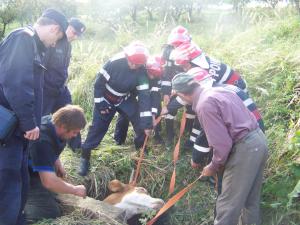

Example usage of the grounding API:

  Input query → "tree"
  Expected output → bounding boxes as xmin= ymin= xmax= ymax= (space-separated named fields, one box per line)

xmin=0 ymin=0 xmax=20 ymax=38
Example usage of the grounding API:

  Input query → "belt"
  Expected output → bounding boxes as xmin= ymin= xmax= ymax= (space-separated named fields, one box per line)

xmin=236 ymin=128 xmax=261 ymax=145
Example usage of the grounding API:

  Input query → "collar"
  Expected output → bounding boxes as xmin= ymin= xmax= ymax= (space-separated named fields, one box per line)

xmin=192 ymin=86 xmax=205 ymax=111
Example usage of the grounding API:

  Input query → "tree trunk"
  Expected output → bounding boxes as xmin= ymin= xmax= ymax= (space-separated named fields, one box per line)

xmin=295 ymin=0 xmax=300 ymax=15
xmin=131 ymin=6 xmax=137 ymax=22
xmin=146 ymin=8 xmax=154 ymax=21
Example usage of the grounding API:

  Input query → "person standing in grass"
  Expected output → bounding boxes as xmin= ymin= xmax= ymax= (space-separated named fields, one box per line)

xmin=25 ymin=105 xmax=87 ymax=223
xmin=171 ymin=70 xmax=268 ymax=225
xmin=43 ymin=18 xmax=86 ymax=152
xmin=0 ymin=8 xmax=67 ymax=225
xmin=113 ymin=55 xmax=165 ymax=145
xmin=78 ymin=41 xmax=153 ymax=176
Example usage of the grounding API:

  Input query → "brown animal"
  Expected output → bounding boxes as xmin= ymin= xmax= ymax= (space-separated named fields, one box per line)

xmin=103 ymin=179 xmax=165 ymax=221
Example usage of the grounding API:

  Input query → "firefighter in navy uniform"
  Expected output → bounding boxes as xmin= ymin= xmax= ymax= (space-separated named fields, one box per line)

xmin=161 ymin=26 xmax=196 ymax=149
xmin=176 ymin=67 xmax=265 ymax=171
xmin=43 ymin=18 xmax=86 ymax=151
xmin=162 ymin=41 xmax=264 ymax=160
xmin=79 ymin=42 xmax=153 ymax=176
xmin=0 ymin=9 xmax=67 ymax=225
xmin=114 ymin=56 xmax=165 ymax=145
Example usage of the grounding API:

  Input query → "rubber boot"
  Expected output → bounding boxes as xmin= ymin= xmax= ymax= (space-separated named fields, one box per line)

xmin=78 ymin=150 xmax=91 ymax=176
xmin=165 ymin=119 xmax=175 ymax=151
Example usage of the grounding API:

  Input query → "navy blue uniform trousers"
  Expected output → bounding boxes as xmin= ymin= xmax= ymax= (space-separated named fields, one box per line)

xmin=82 ymin=96 xmax=145 ymax=156
xmin=0 ymin=136 xmax=28 ymax=225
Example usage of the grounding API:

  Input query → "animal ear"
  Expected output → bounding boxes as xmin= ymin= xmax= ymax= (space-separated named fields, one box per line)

xmin=108 ymin=179 xmax=125 ymax=192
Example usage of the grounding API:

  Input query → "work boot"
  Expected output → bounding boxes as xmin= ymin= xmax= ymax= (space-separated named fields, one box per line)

xmin=78 ymin=157 xmax=90 ymax=176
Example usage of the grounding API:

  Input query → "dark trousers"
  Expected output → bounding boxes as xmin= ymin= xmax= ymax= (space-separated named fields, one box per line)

xmin=42 ymin=87 xmax=81 ymax=150
xmin=114 ymin=112 xmax=130 ymax=145
xmin=0 ymin=136 xmax=29 ymax=225
xmin=114 ymin=109 xmax=161 ymax=145
xmin=166 ymin=104 xmax=195 ymax=142
xmin=82 ymin=97 xmax=145 ymax=159
xmin=24 ymin=176 xmax=61 ymax=223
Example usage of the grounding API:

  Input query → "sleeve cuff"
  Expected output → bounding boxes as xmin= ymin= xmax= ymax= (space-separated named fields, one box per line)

xmin=20 ymin=118 xmax=36 ymax=132
xmin=207 ymin=161 xmax=219 ymax=173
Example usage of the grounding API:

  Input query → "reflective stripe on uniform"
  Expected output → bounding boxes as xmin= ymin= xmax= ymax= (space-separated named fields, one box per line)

xmin=137 ymin=84 xmax=149 ymax=91
xmin=94 ymin=97 xmax=105 ymax=103
xmin=140 ymin=111 xmax=152 ymax=117
xmin=152 ymin=108 xmax=158 ymax=114
xmin=194 ymin=145 xmax=210 ymax=153
xmin=176 ymin=96 xmax=188 ymax=106
xmin=219 ymin=66 xmax=231 ymax=84
xmin=243 ymin=98 xmax=254 ymax=107
xmin=186 ymin=113 xmax=196 ymax=119
xmin=190 ymin=136 xmax=196 ymax=142
xmin=151 ymin=87 xmax=160 ymax=92
xmin=165 ymin=114 xmax=175 ymax=120
xmin=100 ymin=68 xmax=110 ymax=81
xmin=161 ymin=81 xmax=172 ymax=86
xmin=105 ymin=83 xmax=127 ymax=96
xmin=192 ymin=128 xmax=201 ymax=135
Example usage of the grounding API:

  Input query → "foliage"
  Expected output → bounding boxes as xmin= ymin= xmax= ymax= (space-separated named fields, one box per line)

xmin=8 ymin=2 xmax=296 ymax=225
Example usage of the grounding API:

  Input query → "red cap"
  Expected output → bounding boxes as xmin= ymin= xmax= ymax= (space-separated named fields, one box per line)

xmin=170 ymin=42 xmax=203 ymax=66
xmin=124 ymin=41 xmax=149 ymax=65
xmin=146 ymin=56 xmax=165 ymax=78
xmin=167 ymin=26 xmax=191 ymax=47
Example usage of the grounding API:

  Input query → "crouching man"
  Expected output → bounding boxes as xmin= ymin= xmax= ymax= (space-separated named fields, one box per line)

xmin=25 ymin=105 xmax=87 ymax=223
xmin=172 ymin=71 xmax=268 ymax=225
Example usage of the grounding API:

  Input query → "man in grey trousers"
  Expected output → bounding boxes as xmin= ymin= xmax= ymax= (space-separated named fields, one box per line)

xmin=171 ymin=68 xmax=268 ymax=225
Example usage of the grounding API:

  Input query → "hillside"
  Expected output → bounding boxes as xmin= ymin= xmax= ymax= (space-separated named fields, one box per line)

xmin=33 ymin=7 xmax=300 ymax=225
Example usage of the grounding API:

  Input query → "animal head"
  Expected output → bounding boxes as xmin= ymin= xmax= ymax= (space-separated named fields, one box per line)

xmin=103 ymin=179 xmax=165 ymax=220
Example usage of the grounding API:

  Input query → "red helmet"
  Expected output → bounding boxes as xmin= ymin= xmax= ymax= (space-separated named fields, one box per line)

xmin=170 ymin=42 xmax=203 ymax=66
xmin=146 ymin=56 xmax=165 ymax=78
xmin=186 ymin=67 xmax=213 ymax=88
xmin=124 ymin=41 xmax=149 ymax=65
xmin=167 ymin=26 xmax=191 ymax=47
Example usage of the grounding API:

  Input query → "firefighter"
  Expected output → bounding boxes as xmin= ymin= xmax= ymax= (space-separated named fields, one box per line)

xmin=161 ymin=26 xmax=195 ymax=149
xmin=78 ymin=42 xmax=153 ymax=176
xmin=0 ymin=8 xmax=67 ymax=225
xmin=113 ymin=56 xmax=164 ymax=145
xmin=178 ymin=67 xmax=265 ymax=174
xmin=163 ymin=41 xmax=264 ymax=163
xmin=43 ymin=18 xmax=86 ymax=151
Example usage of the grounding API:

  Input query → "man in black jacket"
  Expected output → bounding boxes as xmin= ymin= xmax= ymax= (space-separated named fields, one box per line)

xmin=25 ymin=105 xmax=86 ymax=223
xmin=0 ymin=9 xmax=67 ymax=225
xmin=43 ymin=18 xmax=86 ymax=151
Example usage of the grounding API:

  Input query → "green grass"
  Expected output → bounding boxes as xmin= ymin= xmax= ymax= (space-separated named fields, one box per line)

xmin=31 ymin=7 xmax=300 ymax=225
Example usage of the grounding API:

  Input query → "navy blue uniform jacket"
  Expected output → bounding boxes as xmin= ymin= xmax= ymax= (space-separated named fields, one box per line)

xmin=0 ymin=27 xmax=46 ymax=133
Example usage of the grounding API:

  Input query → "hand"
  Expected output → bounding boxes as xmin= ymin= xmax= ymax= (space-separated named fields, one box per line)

xmin=201 ymin=165 xmax=216 ymax=177
xmin=152 ymin=115 xmax=156 ymax=127
xmin=24 ymin=127 xmax=40 ymax=140
xmin=163 ymin=95 xmax=170 ymax=106
xmin=160 ymin=106 xmax=168 ymax=116
xmin=144 ymin=129 xmax=152 ymax=136
xmin=54 ymin=159 xmax=66 ymax=178
xmin=73 ymin=185 xmax=87 ymax=198
xmin=100 ymin=109 xmax=110 ymax=114
xmin=190 ymin=159 xmax=201 ymax=169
